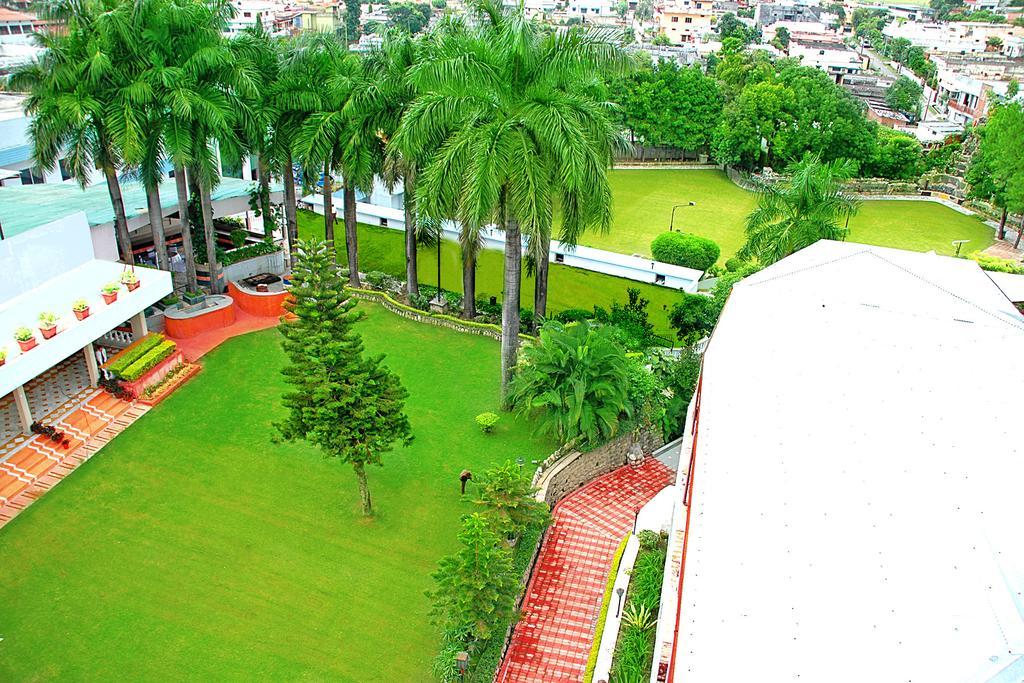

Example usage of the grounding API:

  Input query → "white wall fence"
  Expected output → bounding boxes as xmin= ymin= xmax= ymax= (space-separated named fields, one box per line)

xmin=300 ymin=193 xmax=703 ymax=293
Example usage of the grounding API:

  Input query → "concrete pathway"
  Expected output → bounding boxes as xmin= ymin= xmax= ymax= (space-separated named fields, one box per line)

xmin=496 ymin=457 xmax=675 ymax=683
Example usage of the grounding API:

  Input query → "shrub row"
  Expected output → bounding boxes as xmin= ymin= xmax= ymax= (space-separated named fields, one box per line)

xmin=583 ymin=535 xmax=630 ymax=683
xmin=650 ymin=231 xmax=720 ymax=272
xmin=970 ymin=252 xmax=1024 ymax=275
xmin=220 ymin=239 xmax=280 ymax=266
xmin=609 ymin=531 xmax=668 ymax=683
xmin=120 ymin=340 xmax=178 ymax=381
xmin=107 ymin=334 xmax=166 ymax=378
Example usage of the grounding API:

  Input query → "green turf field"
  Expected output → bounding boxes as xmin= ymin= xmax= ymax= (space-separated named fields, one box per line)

xmin=0 ymin=307 xmax=555 ymax=681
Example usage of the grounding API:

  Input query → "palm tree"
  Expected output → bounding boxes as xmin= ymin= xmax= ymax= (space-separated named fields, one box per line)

xmin=739 ymin=154 xmax=860 ymax=265
xmin=12 ymin=0 xmax=135 ymax=264
xmin=365 ymin=30 xmax=422 ymax=296
xmin=396 ymin=3 xmax=629 ymax=398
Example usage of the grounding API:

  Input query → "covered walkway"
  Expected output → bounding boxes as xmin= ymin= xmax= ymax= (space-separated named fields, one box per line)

xmin=496 ymin=457 xmax=674 ymax=683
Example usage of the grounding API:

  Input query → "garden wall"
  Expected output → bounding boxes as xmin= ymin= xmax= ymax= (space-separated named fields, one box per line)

xmin=532 ymin=429 xmax=664 ymax=507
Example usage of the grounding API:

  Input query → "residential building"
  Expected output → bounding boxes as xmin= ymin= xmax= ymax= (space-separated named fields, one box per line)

xmin=882 ymin=20 xmax=1024 ymax=54
xmin=654 ymin=240 xmax=1024 ymax=683
xmin=656 ymin=0 xmax=715 ymax=44
xmin=0 ymin=8 xmax=48 ymax=73
xmin=225 ymin=0 xmax=280 ymax=36
xmin=789 ymin=36 xmax=866 ymax=79
xmin=932 ymin=53 xmax=1024 ymax=124
xmin=755 ymin=2 xmax=823 ymax=27
xmin=0 ymin=94 xmax=99 ymax=188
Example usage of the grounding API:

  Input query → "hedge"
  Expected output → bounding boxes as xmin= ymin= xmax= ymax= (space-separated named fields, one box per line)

xmin=650 ymin=232 xmax=720 ymax=272
xmin=220 ymin=240 xmax=280 ymax=266
xmin=969 ymin=252 xmax=1024 ymax=275
xmin=107 ymin=334 xmax=166 ymax=377
xmin=583 ymin=535 xmax=630 ymax=683
xmin=120 ymin=340 xmax=178 ymax=381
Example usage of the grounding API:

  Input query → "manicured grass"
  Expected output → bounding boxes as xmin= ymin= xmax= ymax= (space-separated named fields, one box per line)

xmin=299 ymin=211 xmax=684 ymax=341
xmin=0 ymin=306 xmax=555 ymax=681
xmin=577 ymin=169 xmax=994 ymax=261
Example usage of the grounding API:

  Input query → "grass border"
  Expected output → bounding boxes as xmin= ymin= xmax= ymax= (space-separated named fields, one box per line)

xmin=583 ymin=534 xmax=630 ymax=683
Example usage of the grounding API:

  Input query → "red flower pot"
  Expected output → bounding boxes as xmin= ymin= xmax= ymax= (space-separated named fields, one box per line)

xmin=74 ymin=307 xmax=90 ymax=321
xmin=40 ymin=325 xmax=58 ymax=340
xmin=18 ymin=337 xmax=37 ymax=352
xmin=102 ymin=292 xmax=118 ymax=305
xmin=0 ymin=357 xmax=5 ymax=367
xmin=126 ymin=280 xmax=140 ymax=292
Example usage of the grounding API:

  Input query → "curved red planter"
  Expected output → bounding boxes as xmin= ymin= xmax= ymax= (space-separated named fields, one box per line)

xmin=164 ymin=298 xmax=237 ymax=339
xmin=227 ymin=282 xmax=290 ymax=318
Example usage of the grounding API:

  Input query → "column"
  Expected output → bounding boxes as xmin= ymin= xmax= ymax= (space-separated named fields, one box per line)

xmin=241 ymin=155 xmax=253 ymax=181
xmin=13 ymin=385 xmax=32 ymax=433
xmin=130 ymin=311 xmax=148 ymax=339
xmin=84 ymin=343 xmax=100 ymax=388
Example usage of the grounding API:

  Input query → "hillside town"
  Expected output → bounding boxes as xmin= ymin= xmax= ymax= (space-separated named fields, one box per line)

xmin=1 ymin=0 xmax=1023 ymax=681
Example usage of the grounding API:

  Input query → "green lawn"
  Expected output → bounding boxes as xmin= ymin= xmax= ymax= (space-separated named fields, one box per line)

xmin=578 ymin=169 xmax=994 ymax=262
xmin=0 ymin=306 xmax=554 ymax=681
xmin=300 ymin=211 xmax=684 ymax=340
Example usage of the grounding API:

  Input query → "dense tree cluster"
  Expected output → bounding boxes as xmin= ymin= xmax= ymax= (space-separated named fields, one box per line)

xmin=967 ymin=103 xmax=1024 ymax=244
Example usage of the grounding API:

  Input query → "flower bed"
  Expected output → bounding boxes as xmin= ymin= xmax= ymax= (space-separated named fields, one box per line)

xmin=104 ymin=334 xmax=167 ymax=376
xmin=583 ymin=535 xmax=630 ymax=683
xmin=137 ymin=362 xmax=201 ymax=406
xmin=121 ymin=349 xmax=184 ymax=398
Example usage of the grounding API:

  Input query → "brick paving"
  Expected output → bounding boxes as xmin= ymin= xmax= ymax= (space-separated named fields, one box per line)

xmin=496 ymin=457 xmax=675 ymax=683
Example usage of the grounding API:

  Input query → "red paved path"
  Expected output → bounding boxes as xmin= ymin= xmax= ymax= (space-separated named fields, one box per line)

xmin=169 ymin=306 xmax=280 ymax=361
xmin=497 ymin=457 xmax=675 ymax=683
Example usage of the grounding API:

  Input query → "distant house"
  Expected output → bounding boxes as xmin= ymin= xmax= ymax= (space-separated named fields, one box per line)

xmin=652 ymin=240 xmax=1024 ymax=683
xmin=789 ymin=37 xmax=866 ymax=80
xmin=656 ymin=0 xmax=715 ymax=44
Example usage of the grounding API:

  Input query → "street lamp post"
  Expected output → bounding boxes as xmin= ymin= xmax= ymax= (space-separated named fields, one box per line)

xmin=456 ymin=651 xmax=469 ymax=678
xmin=669 ymin=201 xmax=696 ymax=232
xmin=615 ymin=587 xmax=625 ymax=618
xmin=952 ymin=239 xmax=970 ymax=257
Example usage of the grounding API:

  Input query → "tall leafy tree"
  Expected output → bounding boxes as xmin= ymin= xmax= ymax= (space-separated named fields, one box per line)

xmin=739 ymin=154 xmax=859 ymax=264
xmin=968 ymin=104 xmax=1024 ymax=245
xmin=427 ymin=512 xmax=518 ymax=642
xmin=13 ymin=0 xmax=135 ymax=263
xmin=475 ymin=460 xmax=549 ymax=541
xmin=397 ymin=2 xmax=628 ymax=395
xmin=276 ymin=239 xmax=413 ymax=516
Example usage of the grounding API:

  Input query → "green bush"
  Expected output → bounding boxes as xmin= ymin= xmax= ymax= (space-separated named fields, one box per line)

xmin=555 ymin=308 xmax=594 ymax=323
xmin=409 ymin=292 xmax=432 ymax=311
xmin=120 ymin=340 xmax=178 ymax=381
xmin=475 ymin=412 xmax=500 ymax=433
xmin=650 ymin=232 xmax=720 ymax=271
xmin=220 ymin=239 xmax=279 ymax=266
xmin=229 ymin=228 xmax=247 ymax=248
xmin=969 ymin=252 xmax=1024 ymax=275
xmin=609 ymin=533 xmax=667 ymax=683
xmin=365 ymin=270 xmax=396 ymax=290
xmin=107 ymin=334 xmax=166 ymax=377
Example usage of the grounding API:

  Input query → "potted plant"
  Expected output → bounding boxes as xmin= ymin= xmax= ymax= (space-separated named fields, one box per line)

xmin=183 ymin=290 xmax=206 ymax=306
xmin=14 ymin=327 xmax=36 ymax=352
xmin=38 ymin=311 xmax=59 ymax=339
xmin=0 ymin=347 xmax=6 ymax=367
xmin=101 ymin=282 xmax=120 ymax=304
xmin=121 ymin=270 xmax=140 ymax=292
xmin=72 ymin=298 xmax=90 ymax=321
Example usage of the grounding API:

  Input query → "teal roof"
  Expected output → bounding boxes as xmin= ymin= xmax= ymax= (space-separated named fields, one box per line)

xmin=0 ymin=175 xmax=265 ymax=239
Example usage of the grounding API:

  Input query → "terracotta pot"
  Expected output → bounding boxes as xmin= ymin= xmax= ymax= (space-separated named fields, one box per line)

xmin=74 ymin=307 xmax=90 ymax=321
xmin=0 ymin=357 xmax=5 ymax=367
xmin=39 ymin=325 xmax=58 ymax=340
xmin=17 ymin=337 xmax=37 ymax=352
xmin=126 ymin=280 xmax=140 ymax=292
xmin=102 ymin=292 xmax=118 ymax=305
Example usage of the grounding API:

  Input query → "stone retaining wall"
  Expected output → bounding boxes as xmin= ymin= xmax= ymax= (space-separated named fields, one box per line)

xmin=532 ymin=429 xmax=664 ymax=507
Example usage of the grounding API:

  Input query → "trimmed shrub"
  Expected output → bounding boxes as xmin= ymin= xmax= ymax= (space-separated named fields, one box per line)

xmin=365 ymin=270 xmax=396 ymax=291
xmin=120 ymin=340 xmax=177 ymax=381
xmin=475 ymin=412 xmax=500 ymax=433
xmin=650 ymin=232 xmax=720 ymax=271
xmin=969 ymin=252 xmax=1024 ymax=275
xmin=107 ymin=334 xmax=166 ymax=377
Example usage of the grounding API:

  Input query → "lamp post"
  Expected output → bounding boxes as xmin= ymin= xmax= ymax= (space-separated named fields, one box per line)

xmin=456 ymin=651 xmax=469 ymax=679
xmin=952 ymin=239 xmax=970 ymax=257
xmin=669 ymin=201 xmax=696 ymax=232
xmin=615 ymin=587 xmax=625 ymax=618
xmin=516 ymin=457 xmax=525 ymax=469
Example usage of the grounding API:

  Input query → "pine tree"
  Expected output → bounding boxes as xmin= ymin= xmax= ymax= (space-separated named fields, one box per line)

xmin=475 ymin=461 xmax=550 ymax=542
xmin=276 ymin=239 xmax=413 ymax=516
xmin=427 ymin=513 xmax=518 ymax=642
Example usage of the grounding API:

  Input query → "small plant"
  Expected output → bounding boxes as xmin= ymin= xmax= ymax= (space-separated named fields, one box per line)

xmin=475 ymin=412 xmax=500 ymax=434
xmin=365 ymin=270 xmax=396 ymax=291
xmin=102 ymin=282 xmax=120 ymax=294
xmin=0 ymin=347 xmax=7 ymax=365
xmin=120 ymin=271 xmax=139 ymax=285
xmin=14 ymin=327 xmax=33 ymax=342
xmin=72 ymin=299 xmax=89 ymax=312
xmin=621 ymin=603 xmax=656 ymax=631
xmin=229 ymin=228 xmax=247 ymax=248
xmin=38 ymin=311 xmax=58 ymax=328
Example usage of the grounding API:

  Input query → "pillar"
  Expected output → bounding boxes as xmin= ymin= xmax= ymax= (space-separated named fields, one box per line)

xmin=130 ymin=311 xmax=148 ymax=339
xmin=13 ymin=385 xmax=32 ymax=433
xmin=84 ymin=343 xmax=99 ymax=388
xmin=241 ymin=155 xmax=253 ymax=181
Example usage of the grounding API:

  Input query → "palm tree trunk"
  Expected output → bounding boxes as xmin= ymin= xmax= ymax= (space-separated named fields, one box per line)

xmin=323 ymin=164 xmax=335 ymax=253
xmin=533 ymin=233 xmax=550 ymax=330
xmin=174 ymin=164 xmax=199 ymax=292
xmin=1015 ymin=214 xmax=1024 ymax=250
xmin=353 ymin=461 xmax=373 ymax=516
xmin=103 ymin=165 xmax=134 ymax=264
xmin=258 ymin=154 xmax=273 ymax=237
xmin=282 ymin=155 xmax=298 ymax=265
xmin=462 ymin=249 xmax=476 ymax=319
xmin=404 ymin=171 xmax=418 ymax=296
xmin=998 ymin=206 xmax=1007 ymax=241
xmin=145 ymin=182 xmax=169 ymax=271
xmin=198 ymin=178 xmax=221 ymax=293
xmin=344 ymin=183 xmax=360 ymax=287
xmin=500 ymin=198 xmax=521 ymax=404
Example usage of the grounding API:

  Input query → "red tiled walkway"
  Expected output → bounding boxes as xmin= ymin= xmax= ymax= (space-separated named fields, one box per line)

xmin=168 ymin=306 xmax=280 ymax=361
xmin=497 ymin=457 xmax=675 ymax=683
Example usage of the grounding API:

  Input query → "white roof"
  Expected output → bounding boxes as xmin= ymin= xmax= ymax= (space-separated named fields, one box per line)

xmin=987 ymin=270 xmax=1024 ymax=303
xmin=676 ymin=241 xmax=1024 ymax=683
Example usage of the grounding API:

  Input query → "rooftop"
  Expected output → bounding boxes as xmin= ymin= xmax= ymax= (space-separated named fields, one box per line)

xmin=675 ymin=241 xmax=1024 ymax=682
